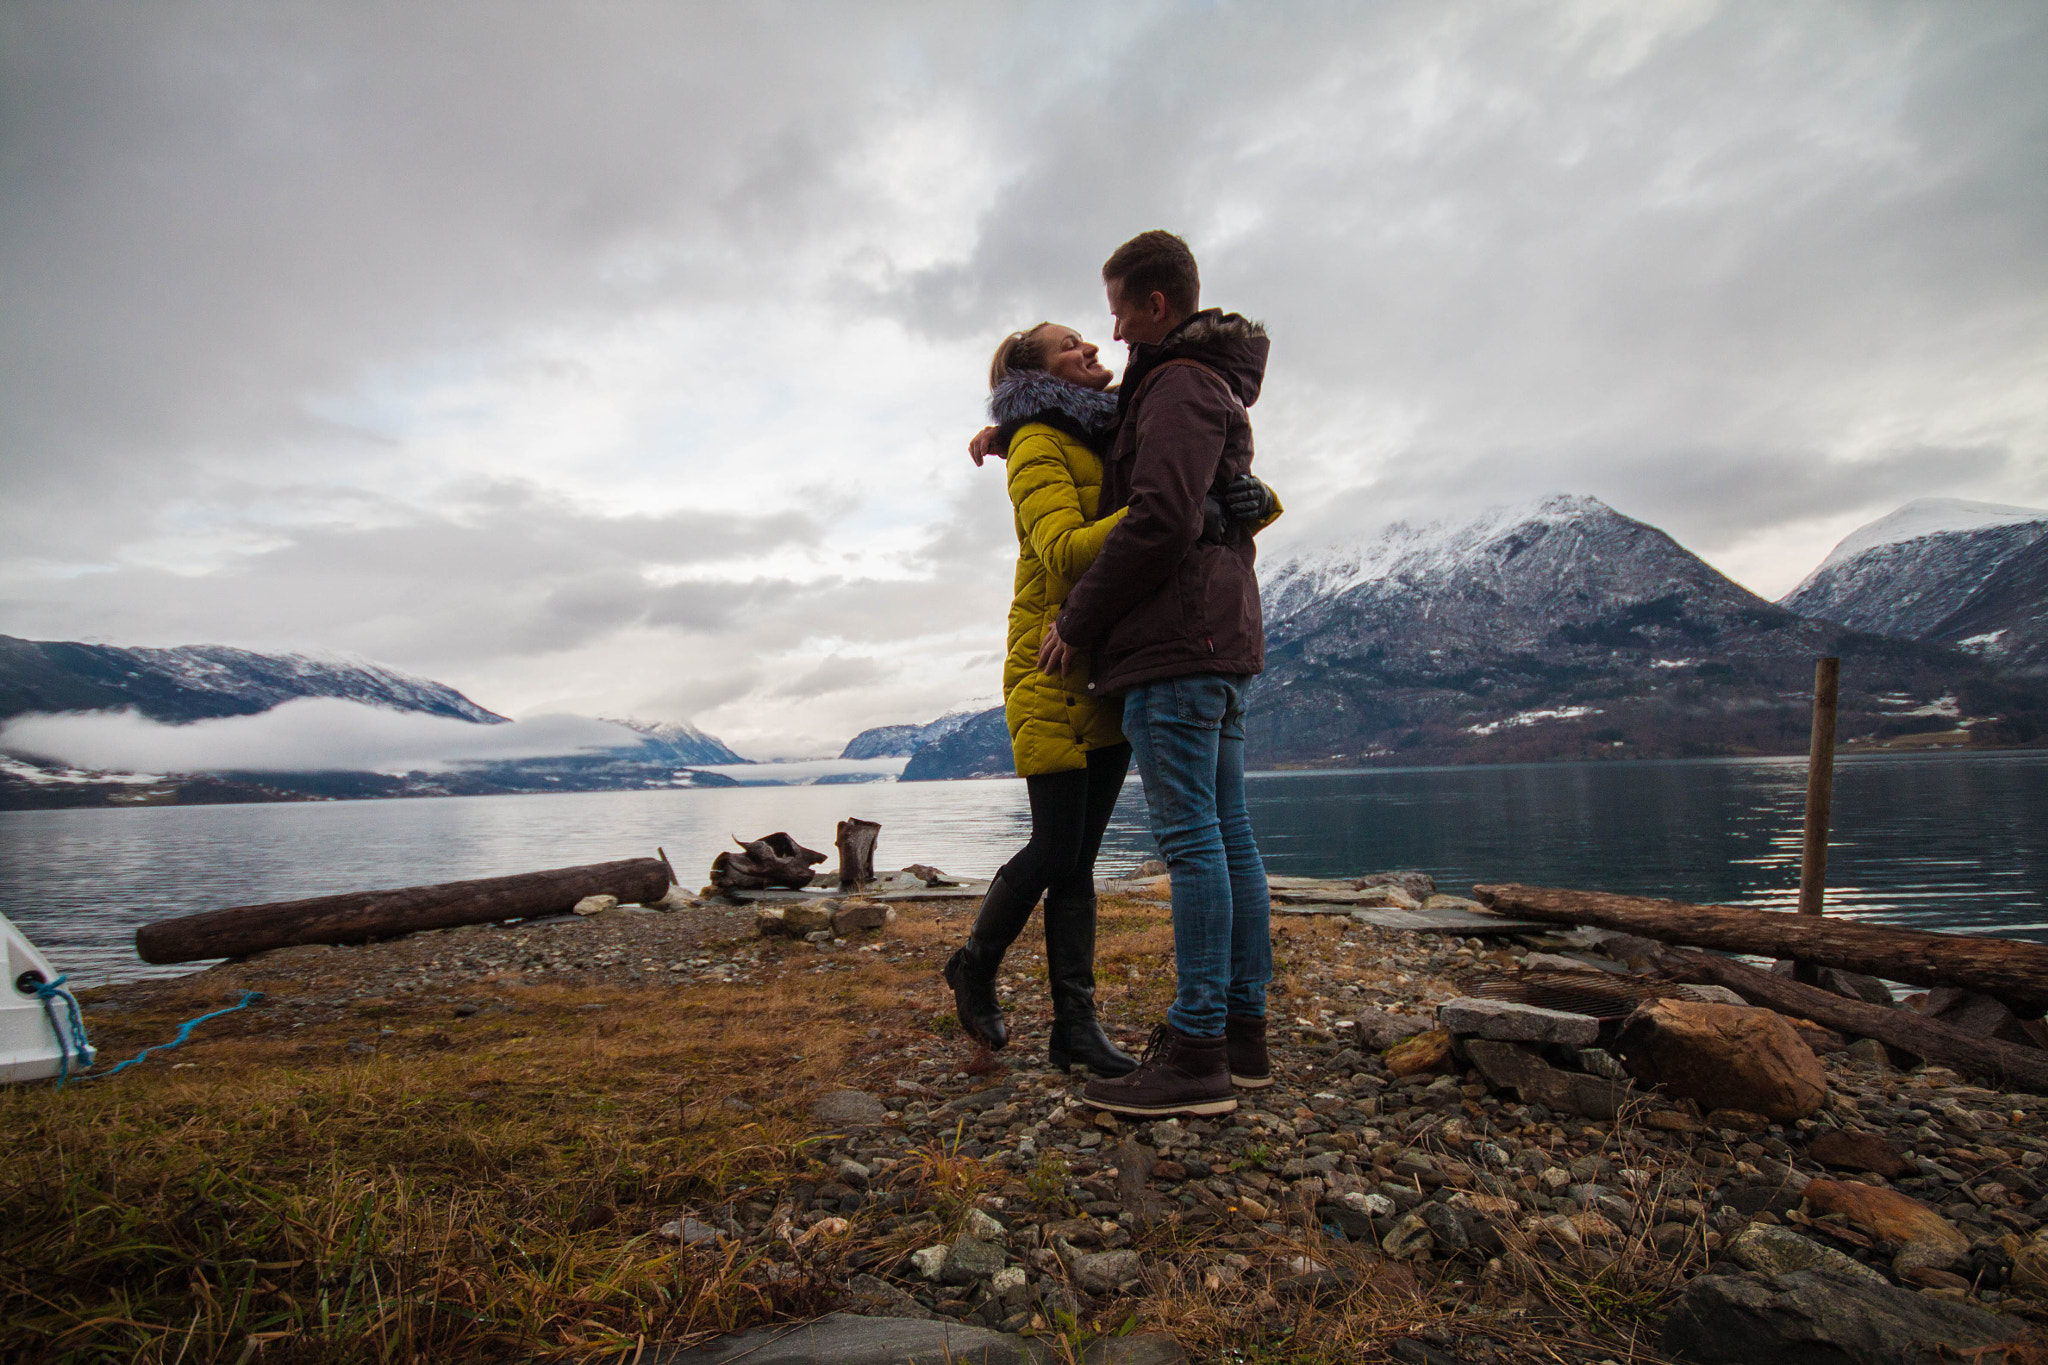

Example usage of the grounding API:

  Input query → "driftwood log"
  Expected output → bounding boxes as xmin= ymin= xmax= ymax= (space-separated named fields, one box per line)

xmin=136 ymin=856 xmax=673 ymax=965
xmin=709 ymin=833 xmax=825 ymax=892
xmin=837 ymin=818 xmax=881 ymax=891
xmin=1472 ymin=883 xmax=2048 ymax=1016
xmin=1650 ymin=947 xmax=2048 ymax=1095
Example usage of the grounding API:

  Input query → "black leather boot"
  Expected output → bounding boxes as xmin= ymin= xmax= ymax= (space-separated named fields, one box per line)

xmin=1043 ymin=888 xmax=1138 ymax=1077
xmin=943 ymin=873 xmax=1034 ymax=1050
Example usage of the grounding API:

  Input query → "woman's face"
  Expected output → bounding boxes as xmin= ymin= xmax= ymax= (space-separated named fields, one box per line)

xmin=1040 ymin=326 xmax=1113 ymax=390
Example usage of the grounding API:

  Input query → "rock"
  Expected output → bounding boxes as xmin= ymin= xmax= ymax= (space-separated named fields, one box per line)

xmin=2010 ymin=1237 xmax=2048 ymax=1296
xmin=1843 ymin=1038 xmax=1892 ymax=1070
xmin=1726 ymin=1225 xmax=1885 ymax=1286
xmin=813 ymin=1090 xmax=887 ymax=1127
xmin=1071 ymin=1249 xmax=1143 ymax=1295
xmin=1801 ymin=1180 xmax=1970 ymax=1254
xmin=1383 ymin=1211 xmax=1435 ymax=1259
xmin=1355 ymin=1008 xmax=1433 ymax=1051
xmin=1770 ymin=960 xmax=1897 ymax=1007
xmin=658 ymin=1216 xmax=723 ymax=1245
xmin=989 ymin=1265 xmax=1028 ymax=1301
xmin=909 ymin=1245 xmax=949 ymax=1281
xmin=901 ymin=864 xmax=958 ymax=887
xmin=1464 ymin=1039 xmax=1634 ymax=1120
xmin=1683 ymin=985 xmax=1749 ymax=1006
xmin=1420 ymin=1202 xmax=1469 ymax=1252
xmin=1613 ymin=999 xmax=1826 ymax=1123
xmin=941 ymin=1234 xmax=1006 ymax=1285
xmin=573 ymin=894 xmax=618 ymax=916
xmin=833 ymin=900 xmax=895 ymax=935
xmin=1808 ymin=1130 xmax=1916 ymax=1179
xmin=1661 ymin=1269 xmax=2018 ymax=1365
xmin=843 ymin=1272 xmax=937 ymax=1320
xmin=1134 ymin=859 xmax=1168 ymax=877
xmin=1385 ymin=1029 xmax=1455 ymax=1077
xmin=1438 ymin=997 xmax=1600 ymax=1046
xmin=834 ymin=1158 xmax=872 ymax=1188
xmin=1354 ymin=871 xmax=1436 ymax=899
xmin=1704 ymin=1108 xmax=1770 ymax=1133
xmin=1894 ymin=1241 xmax=1962 ymax=1280
xmin=683 ymin=1311 xmax=1060 ymax=1365
xmin=782 ymin=903 xmax=837 ymax=936
xmin=1518 ymin=952 xmax=1604 ymax=973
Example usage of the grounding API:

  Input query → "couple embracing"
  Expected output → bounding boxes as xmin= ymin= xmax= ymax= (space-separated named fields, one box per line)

xmin=943 ymin=231 xmax=1281 ymax=1121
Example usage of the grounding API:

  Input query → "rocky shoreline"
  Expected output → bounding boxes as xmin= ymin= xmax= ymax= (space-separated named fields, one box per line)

xmin=49 ymin=873 xmax=2048 ymax=1364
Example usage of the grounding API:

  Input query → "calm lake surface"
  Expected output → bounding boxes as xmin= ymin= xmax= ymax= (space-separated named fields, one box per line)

xmin=5 ymin=751 xmax=2045 ymax=988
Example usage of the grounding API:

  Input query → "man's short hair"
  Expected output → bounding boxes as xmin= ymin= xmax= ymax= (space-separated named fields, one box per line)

xmin=1102 ymin=231 xmax=1199 ymax=317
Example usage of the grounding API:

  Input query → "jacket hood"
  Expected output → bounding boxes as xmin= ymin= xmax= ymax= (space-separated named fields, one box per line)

xmin=989 ymin=371 xmax=1120 ymax=451
xmin=1157 ymin=309 xmax=1269 ymax=407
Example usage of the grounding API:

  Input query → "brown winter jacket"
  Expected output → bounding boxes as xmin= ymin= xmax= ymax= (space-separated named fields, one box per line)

xmin=1056 ymin=310 xmax=1269 ymax=696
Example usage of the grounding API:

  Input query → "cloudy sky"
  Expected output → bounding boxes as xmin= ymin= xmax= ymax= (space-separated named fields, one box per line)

xmin=4 ymin=2 xmax=2045 ymax=758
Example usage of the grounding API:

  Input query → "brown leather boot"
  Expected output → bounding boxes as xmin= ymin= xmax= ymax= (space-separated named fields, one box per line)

xmin=1225 ymin=1013 xmax=1272 ymax=1089
xmin=1079 ymin=1025 xmax=1237 ymax=1118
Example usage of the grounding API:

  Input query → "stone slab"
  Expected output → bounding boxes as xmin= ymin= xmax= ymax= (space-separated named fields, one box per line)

xmin=721 ymin=880 xmax=991 ymax=904
xmin=1438 ymin=997 xmax=1601 ymax=1046
xmin=1340 ymin=905 xmax=1547 ymax=934
xmin=659 ymin=1314 xmax=1185 ymax=1365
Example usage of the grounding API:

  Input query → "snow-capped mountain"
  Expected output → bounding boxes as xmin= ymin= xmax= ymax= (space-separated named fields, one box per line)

xmin=840 ymin=709 xmax=981 ymax=759
xmin=599 ymin=717 xmax=748 ymax=765
xmin=0 ymin=635 xmax=506 ymax=725
xmin=1244 ymin=494 xmax=2048 ymax=767
xmin=1780 ymin=498 xmax=2048 ymax=640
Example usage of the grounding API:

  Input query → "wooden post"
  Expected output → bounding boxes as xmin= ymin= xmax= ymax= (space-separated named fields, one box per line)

xmin=1795 ymin=657 xmax=1841 ymax=985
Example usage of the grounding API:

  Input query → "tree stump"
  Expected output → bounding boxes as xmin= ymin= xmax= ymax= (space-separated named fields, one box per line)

xmin=836 ymin=817 xmax=881 ymax=890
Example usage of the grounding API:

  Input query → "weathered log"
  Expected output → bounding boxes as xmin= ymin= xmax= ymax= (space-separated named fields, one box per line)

xmin=836 ymin=817 xmax=880 ymax=891
xmin=136 ymin=857 xmax=672 ymax=965
xmin=1650 ymin=948 xmax=2048 ymax=1095
xmin=1471 ymin=883 xmax=2048 ymax=1016
xmin=709 ymin=832 xmax=825 ymax=892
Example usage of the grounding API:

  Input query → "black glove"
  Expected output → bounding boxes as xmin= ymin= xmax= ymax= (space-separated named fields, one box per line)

xmin=1222 ymin=472 xmax=1278 ymax=523
xmin=1200 ymin=495 xmax=1228 ymax=544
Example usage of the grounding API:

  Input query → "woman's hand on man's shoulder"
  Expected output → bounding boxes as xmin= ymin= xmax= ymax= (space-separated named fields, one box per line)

xmin=968 ymin=425 xmax=1004 ymax=467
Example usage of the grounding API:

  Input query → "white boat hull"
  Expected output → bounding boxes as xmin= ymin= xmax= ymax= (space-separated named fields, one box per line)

xmin=3 ymin=912 xmax=86 ymax=1084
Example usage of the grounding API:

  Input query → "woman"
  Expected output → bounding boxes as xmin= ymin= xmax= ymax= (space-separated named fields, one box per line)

xmin=944 ymin=321 xmax=1141 ymax=1077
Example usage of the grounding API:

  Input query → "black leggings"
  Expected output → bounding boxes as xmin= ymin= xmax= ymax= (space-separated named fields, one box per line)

xmin=996 ymin=742 xmax=1133 ymax=903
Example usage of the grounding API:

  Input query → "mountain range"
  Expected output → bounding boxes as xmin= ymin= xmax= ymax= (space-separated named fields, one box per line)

xmin=0 ymin=635 xmax=505 ymax=725
xmin=898 ymin=493 xmax=2048 ymax=778
xmin=839 ymin=710 xmax=980 ymax=759
xmin=1780 ymin=498 xmax=2048 ymax=676
xmin=0 ymin=640 xmax=747 ymax=809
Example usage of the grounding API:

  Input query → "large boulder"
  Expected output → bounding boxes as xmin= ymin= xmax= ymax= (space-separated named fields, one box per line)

xmin=1662 ymin=1269 xmax=2020 ymax=1365
xmin=1613 ymin=999 xmax=1826 ymax=1122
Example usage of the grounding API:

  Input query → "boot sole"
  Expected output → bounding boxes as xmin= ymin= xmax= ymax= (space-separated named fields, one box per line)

xmin=1230 ymin=1072 xmax=1274 ymax=1089
xmin=1080 ymin=1093 xmax=1238 ymax=1118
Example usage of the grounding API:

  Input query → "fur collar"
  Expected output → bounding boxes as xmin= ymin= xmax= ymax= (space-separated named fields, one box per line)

xmin=1171 ymin=311 xmax=1267 ymax=347
xmin=988 ymin=371 xmax=1120 ymax=453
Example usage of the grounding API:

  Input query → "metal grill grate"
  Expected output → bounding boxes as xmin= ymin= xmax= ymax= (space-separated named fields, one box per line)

xmin=1462 ymin=970 xmax=1705 ymax=1021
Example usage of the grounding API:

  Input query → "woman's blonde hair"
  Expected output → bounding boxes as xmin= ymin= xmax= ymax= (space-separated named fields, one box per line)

xmin=989 ymin=323 xmax=1055 ymax=389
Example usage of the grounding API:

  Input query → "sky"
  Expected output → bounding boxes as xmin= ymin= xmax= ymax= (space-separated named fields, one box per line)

xmin=3 ymin=1 xmax=2046 ymax=760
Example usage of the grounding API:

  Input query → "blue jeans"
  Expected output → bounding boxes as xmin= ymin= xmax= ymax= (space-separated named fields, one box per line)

xmin=1121 ymin=674 xmax=1272 ymax=1037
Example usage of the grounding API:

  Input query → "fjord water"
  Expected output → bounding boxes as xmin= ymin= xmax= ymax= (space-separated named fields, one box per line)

xmin=3 ymin=751 xmax=2044 ymax=987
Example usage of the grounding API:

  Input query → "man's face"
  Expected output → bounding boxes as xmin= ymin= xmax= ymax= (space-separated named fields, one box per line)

xmin=1106 ymin=278 xmax=1174 ymax=348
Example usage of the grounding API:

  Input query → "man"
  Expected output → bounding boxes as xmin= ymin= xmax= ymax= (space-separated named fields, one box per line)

xmin=1038 ymin=230 xmax=1275 ymax=1118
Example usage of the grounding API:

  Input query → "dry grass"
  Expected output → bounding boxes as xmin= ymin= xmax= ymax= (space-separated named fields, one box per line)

xmin=0 ymin=936 xmax=940 ymax=1364
xmin=3 ymin=899 xmax=1702 ymax=1365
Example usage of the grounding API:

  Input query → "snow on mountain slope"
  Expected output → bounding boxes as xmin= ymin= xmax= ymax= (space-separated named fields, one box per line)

xmin=1924 ymin=534 xmax=2048 ymax=676
xmin=1242 ymin=493 xmax=2045 ymax=768
xmin=0 ymin=634 xmax=507 ymax=725
xmin=1780 ymin=499 xmax=2048 ymax=640
xmin=1814 ymin=498 xmax=2048 ymax=571
xmin=840 ymin=709 xmax=981 ymax=759
xmin=600 ymin=717 xmax=748 ymax=765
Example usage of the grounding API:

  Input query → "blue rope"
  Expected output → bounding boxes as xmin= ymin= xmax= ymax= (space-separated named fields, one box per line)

xmin=31 ymin=974 xmax=96 ymax=1087
xmin=96 ymin=990 xmax=264 ymax=1081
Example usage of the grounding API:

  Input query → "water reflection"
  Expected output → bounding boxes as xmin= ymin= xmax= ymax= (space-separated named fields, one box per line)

xmin=3 ymin=751 xmax=2042 ymax=987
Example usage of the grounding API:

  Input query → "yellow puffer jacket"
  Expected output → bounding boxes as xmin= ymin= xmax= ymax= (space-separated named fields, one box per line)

xmin=1004 ymin=422 xmax=1128 ymax=776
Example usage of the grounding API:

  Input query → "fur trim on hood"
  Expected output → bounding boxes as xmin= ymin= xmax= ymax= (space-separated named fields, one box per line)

xmin=1172 ymin=312 xmax=1267 ymax=348
xmin=989 ymin=371 xmax=1120 ymax=453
